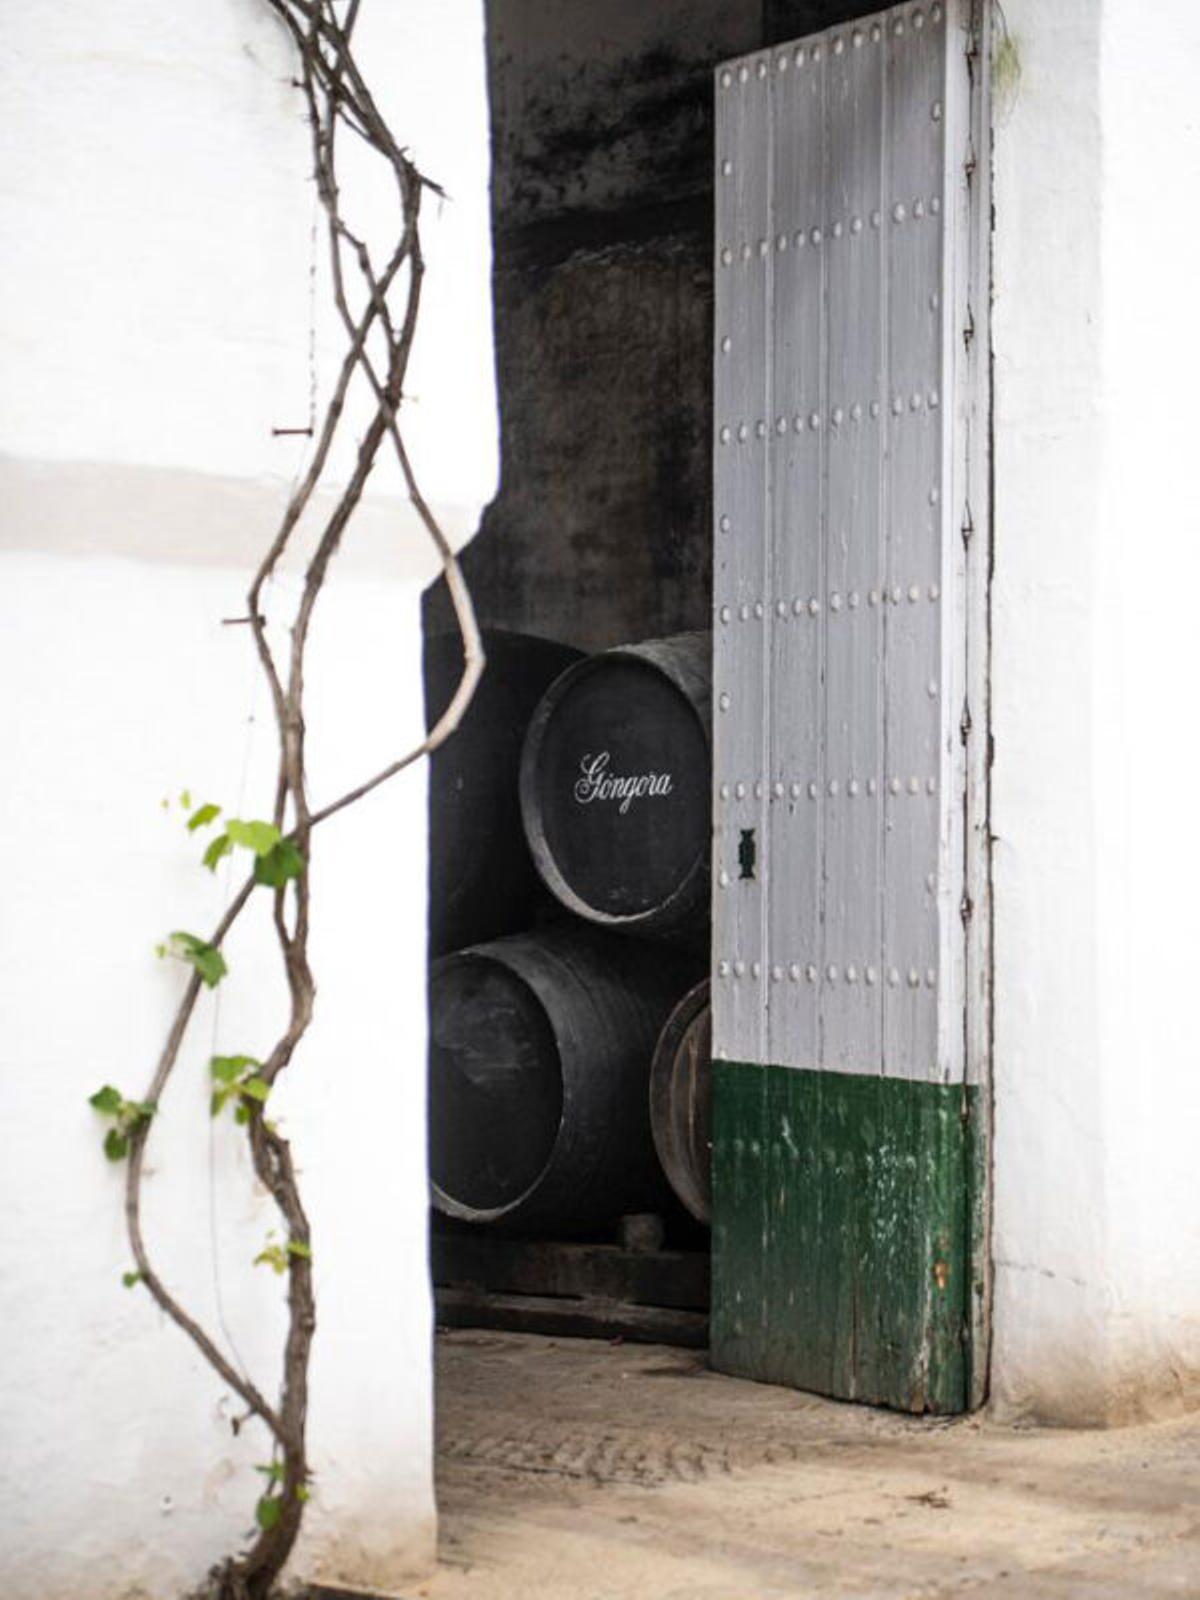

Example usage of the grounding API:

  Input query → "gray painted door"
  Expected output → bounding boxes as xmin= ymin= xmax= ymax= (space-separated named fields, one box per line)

xmin=710 ymin=0 xmax=991 ymax=1412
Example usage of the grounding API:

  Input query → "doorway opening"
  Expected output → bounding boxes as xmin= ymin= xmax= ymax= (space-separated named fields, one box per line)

xmin=422 ymin=0 xmax=992 ymax=1491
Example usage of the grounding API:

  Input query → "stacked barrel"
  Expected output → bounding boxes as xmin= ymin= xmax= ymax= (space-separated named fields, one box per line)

xmin=425 ymin=628 xmax=714 ymax=1236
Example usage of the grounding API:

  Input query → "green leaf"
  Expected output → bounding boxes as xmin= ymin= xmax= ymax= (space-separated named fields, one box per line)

xmin=194 ymin=947 xmax=227 ymax=986
xmin=255 ymin=1462 xmax=286 ymax=1483
xmin=286 ymin=1240 xmax=312 ymax=1261
xmin=193 ymin=947 xmax=226 ymax=987
xmin=255 ymin=1493 xmax=283 ymax=1532
xmin=226 ymin=819 xmax=281 ymax=857
xmin=89 ymin=1085 xmax=122 ymax=1115
xmin=104 ymin=1128 xmax=129 ymax=1162
xmin=240 ymin=1076 xmax=271 ymax=1104
xmin=211 ymin=1054 xmax=258 ymax=1084
xmin=169 ymin=932 xmax=227 ymax=988
xmin=202 ymin=833 xmax=234 ymax=873
xmin=180 ymin=789 xmax=192 ymax=810
xmin=187 ymin=802 xmax=222 ymax=832
xmin=295 ymin=1484 xmax=310 ymax=1503
xmin=254 ymin=838 xmax=304 ymax=889
xmin=134 ymin=1101 xmax=157 ymax=1120
xmin=122 ymin=1271 xmax=143 ymax=1289
xmin=254 ymin=1243 xmax=289 ymax=1275
xmin=234 ymin=1103 xmax=251 ymax=1126
xmin=214 ymin=1083 xmax=244 ymax=1118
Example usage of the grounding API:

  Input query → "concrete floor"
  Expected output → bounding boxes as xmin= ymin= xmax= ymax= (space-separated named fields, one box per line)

xmin=421 ymin=1329 xmax=1200 ymax=1600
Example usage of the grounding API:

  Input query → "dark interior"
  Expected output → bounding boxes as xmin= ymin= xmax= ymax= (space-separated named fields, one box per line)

xmin=424 ymin=0 xmax=885 ymax=653
xmin=425 ymin=0 xmax=898 ymax=1318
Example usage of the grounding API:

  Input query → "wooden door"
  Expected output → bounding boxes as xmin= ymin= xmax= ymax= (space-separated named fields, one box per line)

xmin=710 ymin=0 xmax=990 ymax=1413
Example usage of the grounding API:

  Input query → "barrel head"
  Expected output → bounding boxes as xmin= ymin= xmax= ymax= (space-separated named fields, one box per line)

xmin=429 ymin=954 xmax=563 ymax=1219
xmin=650 ymin=979 xmax=712 ymax=1223
xmin=522 ymin=642 xmax=711 ymax=935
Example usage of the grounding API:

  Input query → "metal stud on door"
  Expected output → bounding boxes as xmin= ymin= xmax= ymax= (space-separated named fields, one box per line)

xmin=711 ymin=0 xmax=991 ymax=1413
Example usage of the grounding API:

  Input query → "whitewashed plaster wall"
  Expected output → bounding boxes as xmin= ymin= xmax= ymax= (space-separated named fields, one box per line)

xmin=0 ymin=2 xmax=496 ymax=1594
xmin=990 ymin=0 xmax=1200 ymax=1423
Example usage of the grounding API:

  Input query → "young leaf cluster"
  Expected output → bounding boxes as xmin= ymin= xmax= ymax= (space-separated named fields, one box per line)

xmin=253 ymin=1231 xmax=313 ymax=1276
xmin=254 ymin=1461 xmax=309 ymax=1531
xmin=210 ymin=1056 xmax=271 ymax=1125
xmin=187 ymin=802 xmax=305 ymax=890
xmin=88 ymin=1085 xmax=156 ymax=1161
xmin=158 ymin=930 xmax=228 ymax=988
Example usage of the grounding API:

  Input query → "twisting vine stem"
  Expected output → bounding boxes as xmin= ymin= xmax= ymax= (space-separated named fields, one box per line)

xmin=119 ymin=4 xmax=483 ymax=1594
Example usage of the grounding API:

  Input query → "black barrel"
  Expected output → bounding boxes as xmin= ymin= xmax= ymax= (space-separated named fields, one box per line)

xmin=428 ymin=925 xmax=698 ymax=1232
xmin=424 ymin=628 xmax=582 ymax=957
xmin=519 ymin=632 xmax=711 ymax=939
xmin=649 ymin=980 xmax=712 ymax=1224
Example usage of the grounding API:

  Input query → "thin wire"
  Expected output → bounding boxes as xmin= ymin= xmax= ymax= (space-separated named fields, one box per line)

xmin=204 ymin=180 xmax=323 ymax=1393
xmin=205 ymin=651 xmax=260 ymax=1388
xmin=306 ymin=188 xmax=320 ymax=434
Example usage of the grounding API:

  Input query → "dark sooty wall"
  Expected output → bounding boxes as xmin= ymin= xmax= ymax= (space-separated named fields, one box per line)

xmin=423 ymin=0 xmax=887 ymax=655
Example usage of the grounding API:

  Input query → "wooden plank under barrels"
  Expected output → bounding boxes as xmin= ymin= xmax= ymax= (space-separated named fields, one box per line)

xmin=431 ymin=1233 xmax=710 ymax=1349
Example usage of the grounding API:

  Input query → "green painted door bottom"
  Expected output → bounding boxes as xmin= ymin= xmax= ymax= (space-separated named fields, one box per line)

xmin=711 ymin=1061 xmax=987 ymax=1415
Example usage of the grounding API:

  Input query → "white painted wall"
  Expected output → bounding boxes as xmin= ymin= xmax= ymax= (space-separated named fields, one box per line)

xmin=0 ymin=1 xmax=496 ymax=1593
xmin=991 ymin=0 xmax=1200 ymax=1423
xmin=0 ymin=0 xmax=496 ymax=564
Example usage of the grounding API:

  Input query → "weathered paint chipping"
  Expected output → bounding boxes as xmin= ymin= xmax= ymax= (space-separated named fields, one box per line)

xmin=712 ymin=1060 xmax=980 ymax=1413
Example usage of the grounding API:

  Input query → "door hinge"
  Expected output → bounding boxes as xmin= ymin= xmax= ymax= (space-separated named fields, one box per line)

xmin=960 ymin=892 xmax=974 ymax=926
xmin=964 ymin=139 xmax=977 ymax=186
xmin=963 ymin=304 xmax=975 ymax=350
xmin=960 ymin=701 xmax=972 ymax=745
xmin=961 ymin=502 xmax=975 ymax=546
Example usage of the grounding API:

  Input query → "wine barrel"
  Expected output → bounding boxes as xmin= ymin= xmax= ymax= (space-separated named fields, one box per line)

xmin=424 ymin=628 xmax=582 ymax=957
xmin=519 ymin=632 xmax=712 ymax=939
xmin=649 ymin=980 xmax=712 ymax=1224
xmin=428 ymin=925 xmax=698 ymax=1232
